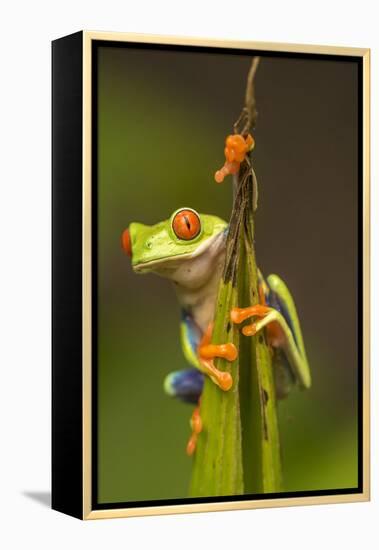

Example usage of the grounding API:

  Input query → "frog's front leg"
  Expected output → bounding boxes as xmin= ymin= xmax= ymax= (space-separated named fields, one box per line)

xmin=179 ymin=310 xmax=237 ymax=391
xmin=231 ymin=274 xmax=311 ymax=390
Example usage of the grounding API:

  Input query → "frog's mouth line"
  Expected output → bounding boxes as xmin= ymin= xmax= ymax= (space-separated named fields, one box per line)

xmin=132 ymin=231 xmax=226 ymax=273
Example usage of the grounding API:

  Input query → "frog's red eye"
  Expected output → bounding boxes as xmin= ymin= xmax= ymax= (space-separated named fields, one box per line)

xmin=172 ymin=209 xmax=201 ymax=241
xmin=121 ymin=228 xmax=132 ymax=257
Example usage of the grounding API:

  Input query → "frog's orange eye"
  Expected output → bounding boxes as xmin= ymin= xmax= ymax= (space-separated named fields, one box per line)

xmin=172 ymin=209 xmax=201 ymax=241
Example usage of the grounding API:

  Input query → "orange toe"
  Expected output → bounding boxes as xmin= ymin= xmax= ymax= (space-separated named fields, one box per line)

xmin=218 ymin=371 xmax=233 ymax=391
xmin=242 ymin=324 xmax=257 ymax=336
xmin=186 ymin=434 xmax=197 ymax=456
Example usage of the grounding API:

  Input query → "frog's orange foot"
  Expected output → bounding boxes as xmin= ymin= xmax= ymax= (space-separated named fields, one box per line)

xmin=214 ymin=133 xmax=255 ymax=183
xmin=231 ymin=305 xmax=271 ymax=338
xmin=198 ymin=344 xmax=237 ymax=391
xmin=186 ymin=406 xmax=202 ymax=456
xmin=197 ymin=323 xmax=237 ymax=391
xmin=231 ymin=305 xmax=283 ymax=344
xmin=230 ymin=305 xmax=270 ymax=324
xmin=225 ymin=134 xmax=254 ymax=163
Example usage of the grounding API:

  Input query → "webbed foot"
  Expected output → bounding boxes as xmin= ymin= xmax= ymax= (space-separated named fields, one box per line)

xmin=230 ymin=305 xmax=276 ymax=338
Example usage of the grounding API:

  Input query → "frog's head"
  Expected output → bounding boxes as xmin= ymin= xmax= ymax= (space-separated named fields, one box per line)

xmin=121 ymin=208 xmax=228 ymax=289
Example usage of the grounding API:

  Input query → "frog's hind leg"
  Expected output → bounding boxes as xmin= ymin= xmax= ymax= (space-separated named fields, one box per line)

xmin=231 ymin=273 xmax=311 ymax=389
xmin=266 ymin=274 xmax=311 ymax=389
xmin=164 ymin=368 xmax=204 ymax=455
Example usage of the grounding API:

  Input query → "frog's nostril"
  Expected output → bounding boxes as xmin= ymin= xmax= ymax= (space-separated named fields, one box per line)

xmin=121 ymin=228 xmax=132 ymax=257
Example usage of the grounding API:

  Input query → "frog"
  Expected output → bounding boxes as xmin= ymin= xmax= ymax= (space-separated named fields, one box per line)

xmin=121 ymin=207 xmax=311 ymax=455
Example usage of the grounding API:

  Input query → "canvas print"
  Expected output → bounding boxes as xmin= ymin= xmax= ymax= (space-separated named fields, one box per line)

xmin=94 ymin=42 xmax=360 ymax=506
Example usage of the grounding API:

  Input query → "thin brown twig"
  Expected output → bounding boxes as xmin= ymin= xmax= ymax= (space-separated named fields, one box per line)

xmin=233 ymin=56 xmax=260 ymax=135
xmin=244 ymin=57 xmax=260 ymax=130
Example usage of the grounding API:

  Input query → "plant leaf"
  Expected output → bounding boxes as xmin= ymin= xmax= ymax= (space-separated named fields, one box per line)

xmin=189 ymin=162 xmax=282 ymax=497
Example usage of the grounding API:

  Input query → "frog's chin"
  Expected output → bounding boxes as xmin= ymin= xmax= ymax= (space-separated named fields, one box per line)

xmin=132 ymin=231 xmax=226 ymax=276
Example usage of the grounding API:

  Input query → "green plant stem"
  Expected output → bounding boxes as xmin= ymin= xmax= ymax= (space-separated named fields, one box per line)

xmin=189 ymin=159 xmax=282 ymax=497
xmin=189 ymin=280 xmax=243 ymax=496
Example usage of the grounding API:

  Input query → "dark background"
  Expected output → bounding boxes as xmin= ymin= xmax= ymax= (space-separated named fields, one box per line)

xmin=96 ymin=44 xmax=358 ymax=503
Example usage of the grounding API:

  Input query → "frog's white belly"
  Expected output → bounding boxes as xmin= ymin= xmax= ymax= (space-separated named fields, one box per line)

xmin=149 ymin=230 xmax=227 ymax=334
xmin=174 ymin=249 xmax=225 ymax=333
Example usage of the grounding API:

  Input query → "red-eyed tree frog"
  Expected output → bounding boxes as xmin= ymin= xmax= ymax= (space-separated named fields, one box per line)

xmin=121 ymin=207 xmax=311 ymax=455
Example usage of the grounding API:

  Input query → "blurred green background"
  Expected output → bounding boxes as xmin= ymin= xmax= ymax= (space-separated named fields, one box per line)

xmin=96 ymin=45 xmax=359 ymax=503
